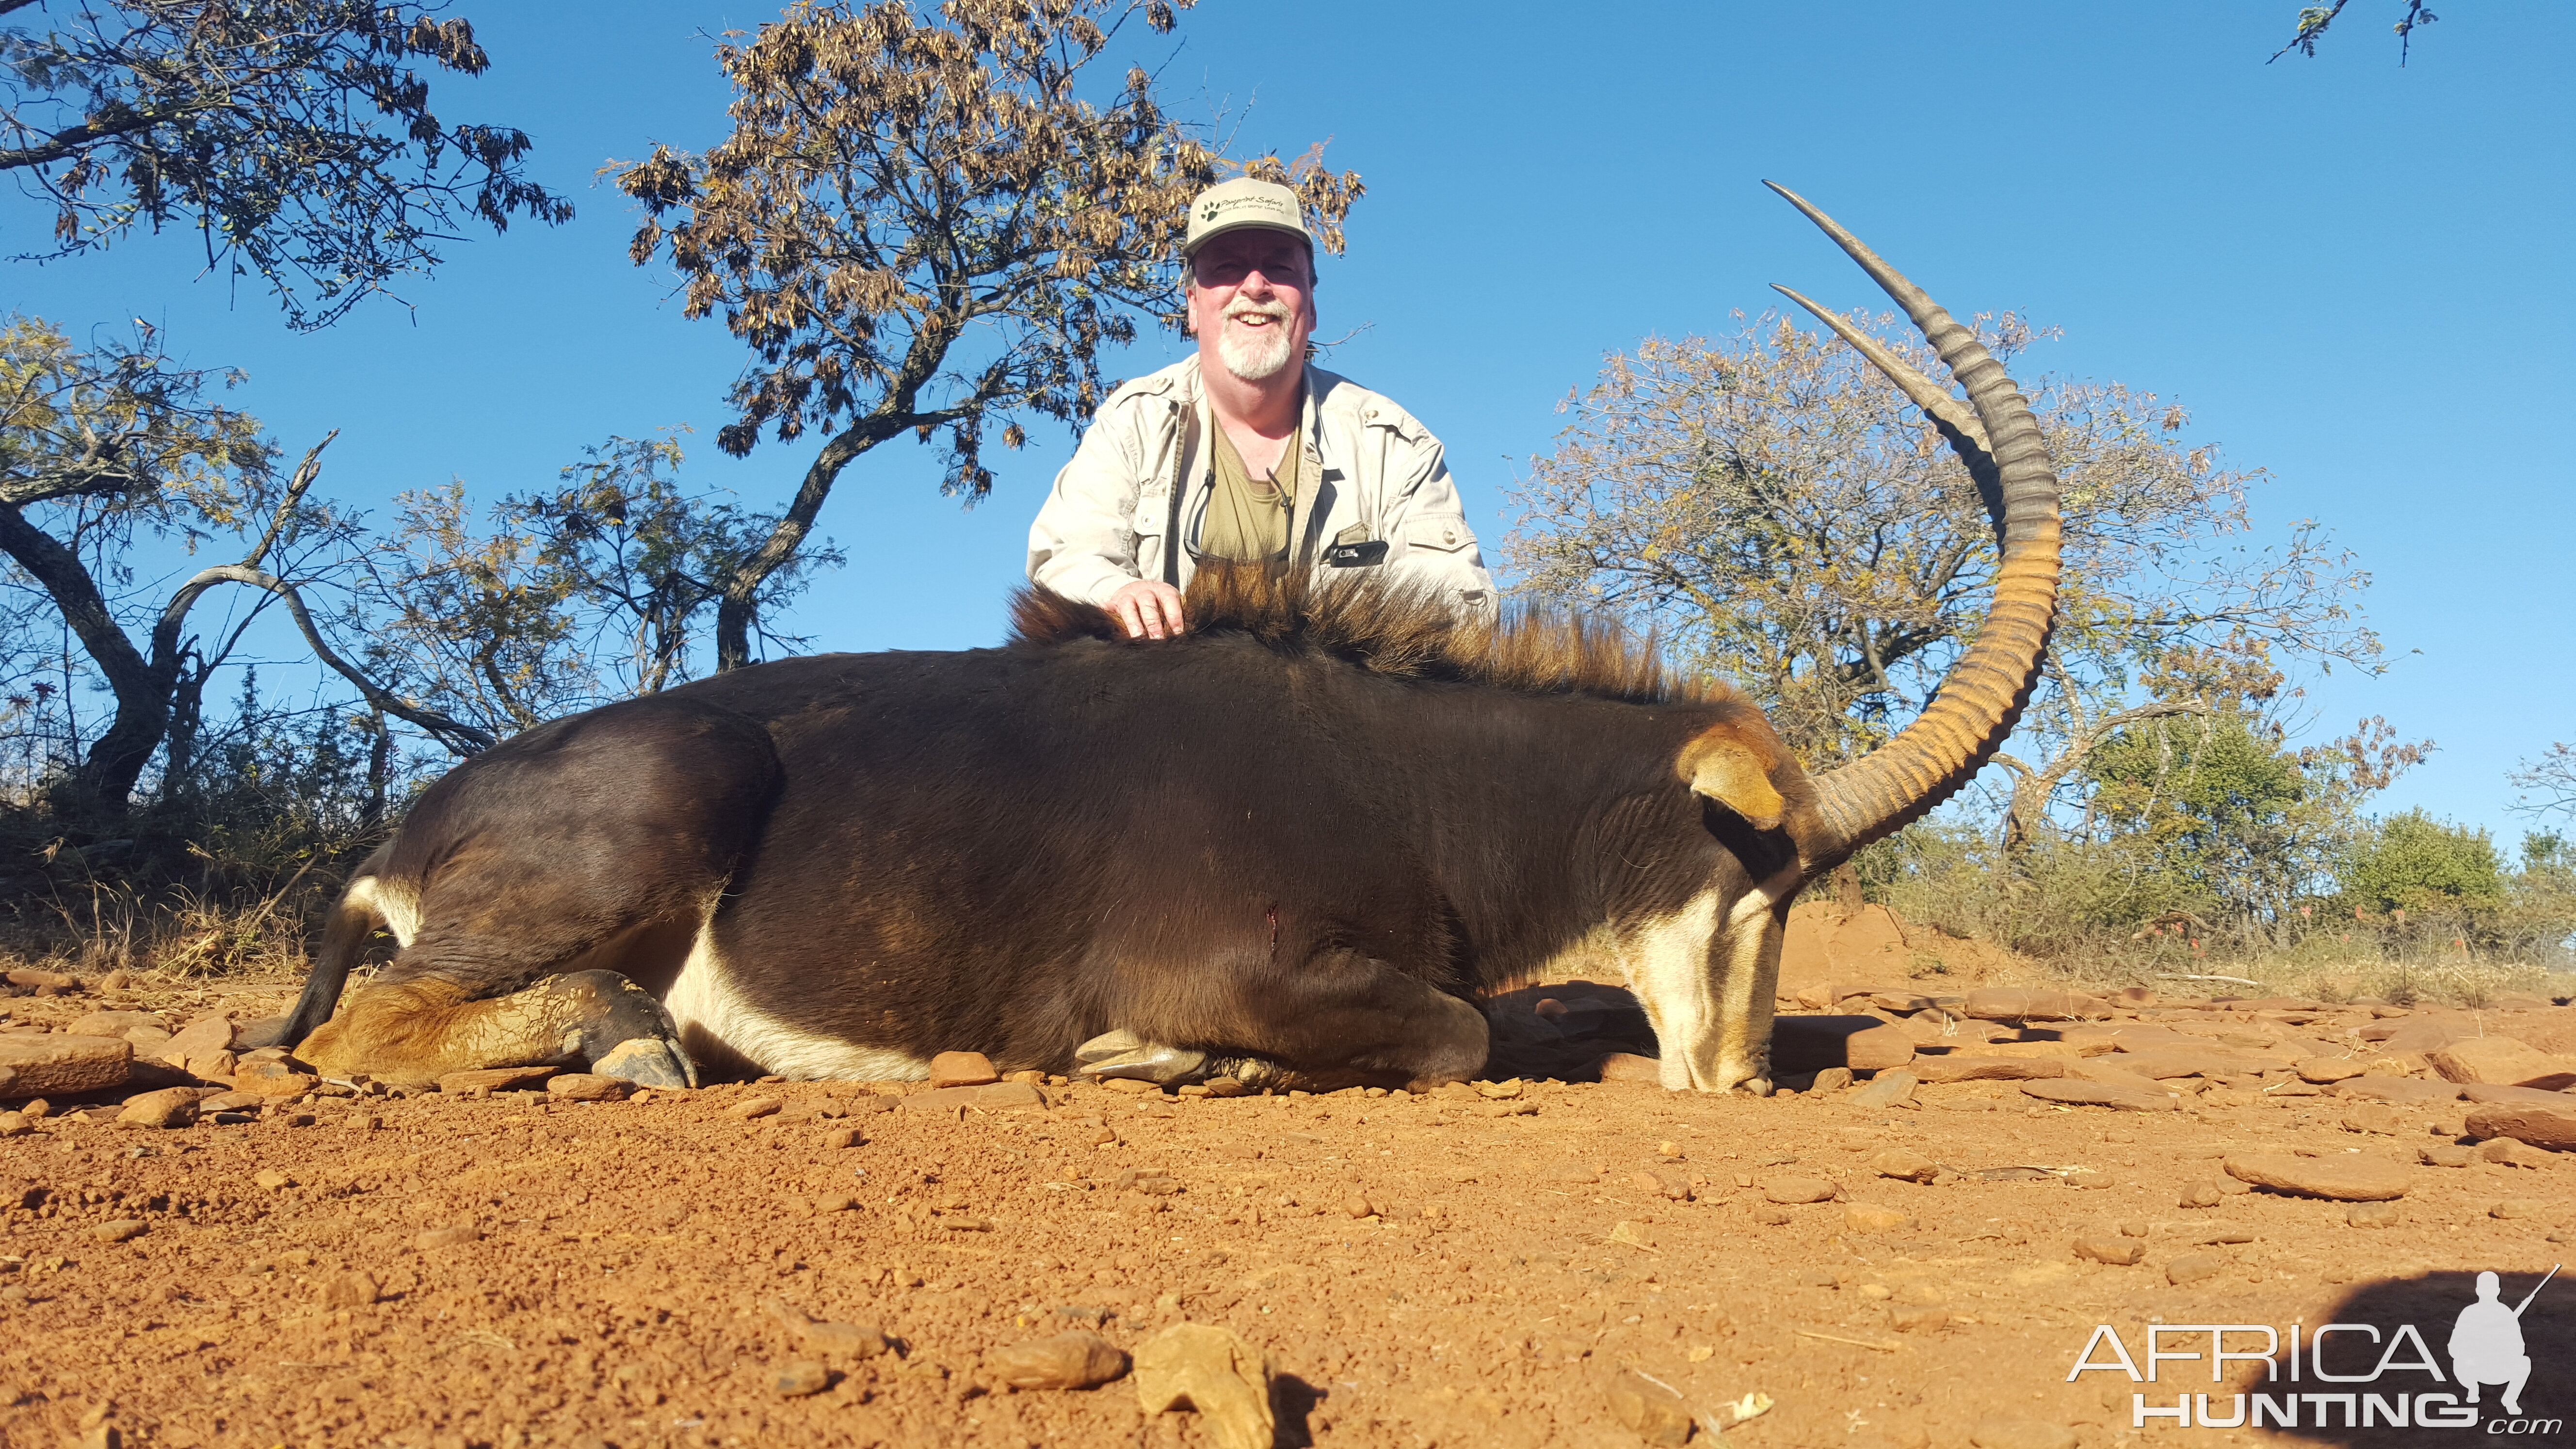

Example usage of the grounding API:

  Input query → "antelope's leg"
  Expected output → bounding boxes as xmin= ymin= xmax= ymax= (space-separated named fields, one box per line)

xmin=1113 ymin=950 xmax=1491 ymax=1094
xmin=299 ymin=969 xmax=693 ymax=1090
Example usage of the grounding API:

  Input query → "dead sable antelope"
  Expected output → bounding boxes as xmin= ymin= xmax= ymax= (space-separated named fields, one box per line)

xmin=259 ymin=184 xmax=2062 ymax=1095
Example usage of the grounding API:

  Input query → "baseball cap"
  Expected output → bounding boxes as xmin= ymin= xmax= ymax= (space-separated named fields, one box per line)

xmin=1182 ymin=177 xmax=1312 ymax=259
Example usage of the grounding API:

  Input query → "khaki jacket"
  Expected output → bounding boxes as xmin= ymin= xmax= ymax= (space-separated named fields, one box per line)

xmin=1028 ymin=356 xmax=1497 ymax=613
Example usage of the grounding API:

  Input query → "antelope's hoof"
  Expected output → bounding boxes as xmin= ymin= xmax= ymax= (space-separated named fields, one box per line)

xmin=592 ymin=1035 xmax=696 ymax=1090
xmin=1074 ymin=1032 xmax=1208 ymax=1086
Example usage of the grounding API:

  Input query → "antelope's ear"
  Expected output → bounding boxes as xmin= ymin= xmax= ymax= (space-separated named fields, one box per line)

xmin=1678 ymin=727 xmax=1786 ymax=832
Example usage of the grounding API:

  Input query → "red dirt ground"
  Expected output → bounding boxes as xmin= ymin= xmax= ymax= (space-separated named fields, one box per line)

xmin=4 ymin=970 xmax=2572 ymax=1449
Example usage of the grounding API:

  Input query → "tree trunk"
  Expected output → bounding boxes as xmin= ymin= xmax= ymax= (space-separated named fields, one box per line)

xmin=715 ymin=426 xmax=882 ymax=670
xmin=0 ymin=502 xmax=178 ymax=813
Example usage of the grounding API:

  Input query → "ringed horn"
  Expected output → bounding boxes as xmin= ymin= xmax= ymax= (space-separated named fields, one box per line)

xmin=1762 ymin=180 xmax=2065 ymax=861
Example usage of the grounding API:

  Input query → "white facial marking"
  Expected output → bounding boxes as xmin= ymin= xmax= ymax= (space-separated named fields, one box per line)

xmin=344 ymin=874 xmax=420 ymax=949
xmin=1620 ymin=863 xmax=1799 ymax=1094
xmin=663 ymin=919 xmax=930 ymax=1082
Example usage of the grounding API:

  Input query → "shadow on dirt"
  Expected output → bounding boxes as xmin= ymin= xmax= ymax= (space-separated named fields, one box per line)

xmin=1479 ymin=980 xmax=1657 ymax=1081
xmin=2165 ymin=1266 xmax=2570 ymax=1447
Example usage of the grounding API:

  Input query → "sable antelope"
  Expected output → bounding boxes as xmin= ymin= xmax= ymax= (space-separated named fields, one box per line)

xmin=259 ymin=184 xmax=2062 ymax=1095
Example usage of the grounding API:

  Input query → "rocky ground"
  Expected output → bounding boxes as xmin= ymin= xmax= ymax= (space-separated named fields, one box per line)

xmin=4 ymin=965 xmax=2575 ymax=1449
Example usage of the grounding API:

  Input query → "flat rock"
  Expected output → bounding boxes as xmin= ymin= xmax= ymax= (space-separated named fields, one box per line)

xmin=2461 ymin=1083 xmax=2576 ymax=1108
xmin=2020 ymin=1078 xmax=2176 ymax=1112
xmin=0 ymin=1034 xmax=132 ymax=1097
xmin=158 ymin=1015 xmax=237 ymax=1064
xmin=763 ymin=1296 xmax=894 ymax=1356
xmin=926 ymin=1050 xmax=999 ymax=1088
xmin=92 ymin=1218 xmax=148 ymax=1243
xmin=2074 ymin=1236 xmax=2141 ymax=1266
xmin=66 ymin=1010 xmax=163 ymax=1039
xmin=1132 ymin=1323 xmax=1273 ymax=1449
xmin=1771 ymin=1015 xmax=1915 ymax=1073
xmin=545 ymin=1074 xmax=630 ymax=1102
xmin=1604 ymin=1367 xmax=1694 ymax=1446
xmin=2087 ymin=1050 xmax=2246 ymax=1079
xmin=1762 ymin=1175 xmax=1835 ymax=1204
xmin=1871 ymin=1148 xmax=1938 ymax=1183
xmin=115 ymin=1086 xmax=199 ymax=1128
xmin=987 ymin=1329 xmax=1128 ymax=1390
xmin=2223 ymin=1152 xmax=2409 ymax=1201
xmin=2464 ymin=1102 xmax=2576 ymax=1151
xmin=1851 ymin=1069 xmax=1918 ymax=1109
xmin=773 ymin=1361 xmax=830 ymax=1398
xmin=2330 ymin=1076 xmax=2462 ymax=1104
xmin=1844 ymin=1202 xmax=1914 ymax=1234
xmin=230 ymin=1060 xmax=319 ymax=1096
xmin=2296 ymin=1055 xmax=2369 ymax=1083
xmin=316 ymin=1271 xmax=380 ymax=1307
xmin=435 ymin=1065 xmax=559 ymax=1095
xmin=415 ymin=1226 xmax=482 ymax=1251
xmin=2166 ymin=1253 xmax=2228 ymax=1286
xmin=1913 ymin=1055 xmax=2066 ymax=1083
xmin=2429 ymin=1036 xmax=2576 ymax=1090
xmin=1963 ymin=988 xmax=2106 ymax=1023
xmin=898 ymin=1081 xmax=1046 ymax=1113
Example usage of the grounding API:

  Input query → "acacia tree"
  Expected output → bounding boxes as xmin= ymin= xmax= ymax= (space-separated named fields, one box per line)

xmin=0 ymin=315 xmax=488 ymax=814
xmin=616 ymin=0 xmax=1361 ymax=668
xmin=1504 ymin=310 xmax=2386 ymax=850
xmin=349 ymin=433 xmax=837 ymax=738
xmin=1 ymin=0 xmax=570 ymax=328
xmin=2510 ymin=742 xmax=2576 ymax=821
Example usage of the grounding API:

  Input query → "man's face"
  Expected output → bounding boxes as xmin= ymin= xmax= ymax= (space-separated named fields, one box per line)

xmin=1187 ymin=228 xmax=1316 ymax=384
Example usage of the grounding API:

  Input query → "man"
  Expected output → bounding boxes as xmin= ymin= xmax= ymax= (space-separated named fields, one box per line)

xmin=1029 ymin=177 xmax=1495 ymax=639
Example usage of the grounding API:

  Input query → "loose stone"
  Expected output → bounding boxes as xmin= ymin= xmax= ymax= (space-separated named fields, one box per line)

xmin=2463 ymin=1102 xmax=2576 ymax=1152
xmin=1844 ymin=1203 xmax=1914 ymax=1234
xmin=927 ymin=1051 xmax=999 ymax=1089
xmin=986 ymin=1329 xmax=1129 ymax=1390
xmin=91 ymin=1219 xmax=146 ymax=1243
xmin=1604 ymin=1367 xmax=1694 ymax=1447
xmin=547 ymin=1074 xmax=629 ymax=1102
xmin=415 ymin=1226 xmax=481 ymax=1251
xmin=728 ymin=1097 xmax=784 ymax=1120
xmin=0 ymin=1034 xmax=131 ymax=1097
xmin=2222 ymin=1152 xmax=2409 ymax=1201
xmin=2073 ymin=1237 xmax=2141 ymax=1266
xmin=2347 ymin=1201 xmax=2401 ymax=1227
xmin=2166 ymin=1252 xmax=2227 ymax=1285
xmin=773 ymin=1361 xmax=831 ymax=1398
xmin=1761 ymin=1176 xmax=1835 ymax=1205
xmin=1132 ymin=1323 xmax=1273 ymax=1449
xmin=316 ymin=1271 xmax=381 ymax=1307
xmin=1852 ymin=1069 xmax=1918 ymax=1110
xmin=114 ymin=1087 xmax=198 ymax=1128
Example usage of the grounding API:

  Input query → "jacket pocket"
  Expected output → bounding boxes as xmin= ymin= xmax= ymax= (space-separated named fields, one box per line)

xmin=1401 ymin=515 xmax=1474 ymax=553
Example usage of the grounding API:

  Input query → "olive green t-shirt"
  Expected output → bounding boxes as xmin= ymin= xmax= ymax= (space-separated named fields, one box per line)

xmin=1199 ymin=420 xmax=1300 ymax=564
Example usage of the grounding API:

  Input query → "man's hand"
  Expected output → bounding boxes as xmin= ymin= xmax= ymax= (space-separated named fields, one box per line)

xmin=1105 ymin=579 xmax=1188 ymax=640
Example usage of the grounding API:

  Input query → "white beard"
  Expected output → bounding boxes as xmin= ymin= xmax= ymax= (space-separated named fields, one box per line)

xmin=1216 ymin=314 xmax=1297 ymax=382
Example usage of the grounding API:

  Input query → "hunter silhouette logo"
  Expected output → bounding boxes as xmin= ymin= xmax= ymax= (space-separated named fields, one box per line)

xmin=2066 ymin=1264 xmax=2562 ymax=1432
xmin=2454 ymin=1266 xmax=2554 ymax=1417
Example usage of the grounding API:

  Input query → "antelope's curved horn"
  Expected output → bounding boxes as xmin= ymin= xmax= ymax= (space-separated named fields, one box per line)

xmin=1770 ymin=283 xmax=2005 ymax=540
xmin=1763 ymin=181 xmax=2064 ymax=861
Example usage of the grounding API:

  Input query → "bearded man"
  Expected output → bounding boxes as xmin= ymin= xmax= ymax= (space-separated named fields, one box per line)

xmin=1029 ymin=177 xmax=1495 ymax=639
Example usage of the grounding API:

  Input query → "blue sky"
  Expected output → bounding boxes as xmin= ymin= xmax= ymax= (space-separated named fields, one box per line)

xmin=8 ymin=1 xmax=2570 ymax=840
